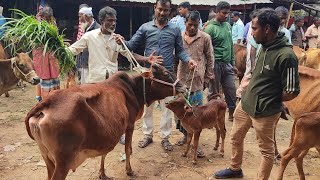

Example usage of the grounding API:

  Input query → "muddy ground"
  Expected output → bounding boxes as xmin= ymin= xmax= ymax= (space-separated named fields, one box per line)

xmin=0 ymin=83 xmax=319 ymax=180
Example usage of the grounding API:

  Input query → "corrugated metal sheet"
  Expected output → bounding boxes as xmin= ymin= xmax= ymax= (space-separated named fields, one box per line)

xmin=112 ymin=0 xmax=272 ymax=5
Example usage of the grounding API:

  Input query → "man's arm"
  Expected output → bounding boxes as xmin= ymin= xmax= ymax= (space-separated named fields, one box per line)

xmin=68 ymin=34 xmax=89 ymax=55
xmin=204 ymin=35 xmax=215 ymax=82
xmin=237 ymin=24 xmax=244 ymax=44
xmin=174 ymin=28 xmax=190 ymax=63
xmin=124 ymin=25 xmax=145 ymax=51
xmin=280 ymin=57 xmax=300 ymax=101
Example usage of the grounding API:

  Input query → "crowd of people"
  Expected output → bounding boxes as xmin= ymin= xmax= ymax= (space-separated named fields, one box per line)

xmin=2 ymin=0 xmax=319 ymax=179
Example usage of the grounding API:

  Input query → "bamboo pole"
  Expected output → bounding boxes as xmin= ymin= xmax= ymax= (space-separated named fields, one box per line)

xmin=286 ymin=2 xmax=294 ymax=28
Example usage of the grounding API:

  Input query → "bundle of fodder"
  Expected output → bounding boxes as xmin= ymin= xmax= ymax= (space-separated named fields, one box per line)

xmin=1 ymin=9 xmax=75 ymax=75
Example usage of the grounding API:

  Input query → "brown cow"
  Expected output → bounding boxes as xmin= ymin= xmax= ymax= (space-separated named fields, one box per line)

xmin=0 ymin=53 xmax=39 ymax=96
xmin=25 ymin=63 xmax=186 ymax=180
xmin=277 ymin=112 xmax=320 ymax=180
xmin=304 ymin=48 xmax=320 ymax=71
xmin=165 ymin=94 xmax=227 ymax=164
xmin=234 ymin=44 xmax=247 ymax=82
xmin=292 ymin=46 xmax=307 ymax=65
xmin=275 ymin=66 xmax=320 ymax=159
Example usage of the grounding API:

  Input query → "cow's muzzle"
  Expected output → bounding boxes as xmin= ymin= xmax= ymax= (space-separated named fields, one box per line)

xmin=31 ymin=76 xmax=40 ymax=85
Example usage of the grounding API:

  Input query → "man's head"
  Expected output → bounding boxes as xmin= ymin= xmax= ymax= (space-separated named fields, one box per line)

xmin=313 ymin=17 xmax=320 ymax=27
xmin=231 ymin=11 xmax=240 ymax=22
xmin=79 ymin=7 xmax=94 ymax=30
xmin=275 ymin=6 xmax=289 ymax=26
xmin=41 ymin=6 xmax=54 ymax=23
xmin=215 ymin=1 xmax=231 ymax=23
xmin=99 ymin=6 xmax=117 ymax=34
xmin=78 ymin=4 xmax=89 ymax=23
xmin=154 ymin=0 xmax=171 ymax=23
xmin=178 ymin=1 xmax=190 ymax=17
xmin=251 ymin=8 xmax=280 ymax=45
xmin=185 ymin=11 xmax=200 ymax=37
xmin=294 ymin=16 xmax=304 ymax=28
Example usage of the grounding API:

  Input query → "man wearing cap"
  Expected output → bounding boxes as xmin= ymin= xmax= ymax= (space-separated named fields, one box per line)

xmin=77 ymin=6 xmax=100 ymax=84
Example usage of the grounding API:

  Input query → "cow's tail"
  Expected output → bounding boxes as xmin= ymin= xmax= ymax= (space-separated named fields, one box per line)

xmin=25 ymin=101 xmax=49 ymax=140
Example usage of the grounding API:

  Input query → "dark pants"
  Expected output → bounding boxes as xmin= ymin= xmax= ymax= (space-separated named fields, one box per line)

xmin=208 ymin=61 xmax=236 ymax=111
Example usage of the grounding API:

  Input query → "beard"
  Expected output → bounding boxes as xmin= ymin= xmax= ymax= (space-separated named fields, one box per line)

xmin=81 ymin=22 xmax=89 ymax=31
xmin=107 ymin=28 xmax=115 ymax=33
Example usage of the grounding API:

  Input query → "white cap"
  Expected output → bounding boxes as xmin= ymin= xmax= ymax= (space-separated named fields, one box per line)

xmin=79 ymin=7 xmax=93 ymax=16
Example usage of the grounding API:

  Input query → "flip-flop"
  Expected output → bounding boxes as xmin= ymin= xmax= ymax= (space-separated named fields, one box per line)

xmin=161 ymin=139 xmax=173 ymax=151
xmin=138 ymin=137 xmax=153 ymax=148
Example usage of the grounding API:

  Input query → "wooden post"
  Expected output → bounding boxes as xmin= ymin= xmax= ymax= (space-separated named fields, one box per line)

xmin=286 ymin=2 xmax=294 ymax=28
xmin=129 ymin=7 xmax=133 ymax=71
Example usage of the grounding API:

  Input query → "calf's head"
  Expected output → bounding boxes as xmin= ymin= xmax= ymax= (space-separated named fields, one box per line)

xmin=12 ymin=53 xmax=40 ymax=85
xmin=143 ymin=63 xmax=186 ymax=104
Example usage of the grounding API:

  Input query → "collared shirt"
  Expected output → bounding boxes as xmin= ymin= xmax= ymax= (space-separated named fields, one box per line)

xmin=289 ymin=25 xmax=305 ymax=48
xmin=279 ymin=26 xmax=292 ymax=44
xmin=177 ymin=31 xmax=214 ymax=92
xmin=232 ymin=19 xmax=244 ymax=44
xmin=125 ymin=20 xmax=190 ymax=72
xmin=305 ymin=24 xmax=320 ymax=48
xmin=170 ymin=15 xmax=203 ymax=32
xmin=68 ymin=28 xmax=131 ymax=83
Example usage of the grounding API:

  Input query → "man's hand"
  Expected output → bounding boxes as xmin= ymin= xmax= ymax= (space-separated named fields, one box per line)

xmin=233 ymin=66 xmax=238 ymax=75
xmin=188 ymin=59 xmax=197 ymax=70
xmin=148 ymin=50 xmax=163 ymax=64
xmin=114 ymin=34 xmax=125 ymax=45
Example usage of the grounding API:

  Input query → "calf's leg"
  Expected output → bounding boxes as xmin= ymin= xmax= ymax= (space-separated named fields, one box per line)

xmin=277 ymin=146 xmax=301 ymax=180
xmin=4 ymin=92 xmax=9 ymax=97
xmin=125 ymin=126 xmax=134 ymax=176
xmin=213 ymin=124 xmax=220 ymax=151
xmin=183 ymin=132 xmax=193 ymax=157
xmin=192 ymin=131 xmax=201 ymax=164
xmin=296 ymin=149 xmax=309 ymax=180
xmin=99 ymin=155 xmax=109 ymax=180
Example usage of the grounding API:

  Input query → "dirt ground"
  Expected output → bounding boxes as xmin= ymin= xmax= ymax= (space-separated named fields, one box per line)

xmin=0 ymin=83 xmax=320 ymax=180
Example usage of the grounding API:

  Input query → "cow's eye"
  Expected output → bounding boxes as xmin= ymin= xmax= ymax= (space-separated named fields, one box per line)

xmin=18 ymin=64 xmax=24 ymax=68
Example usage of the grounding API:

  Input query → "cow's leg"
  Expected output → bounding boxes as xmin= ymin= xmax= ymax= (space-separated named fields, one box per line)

xmin=99 ymin=155 xmax=112 ymax=180
xmin=4 ymin=92 xmax=9 ymax=97
xmin=125 ymin=126 xmax=134 ymax=176
xmin=219 ymin=123 xmax=226 ymax=157
xmin=213 ymin=124 xmax=220 ymax=151
xmin=277 ymin=146 xmax=300 ymax=180
xmin=192 ymin=131 xmax=201 ymax=164
xmin=295 ymin=149 xmax=309 ymax=180
xmin=42 ymin=156 xmax=55 ymax=180
xmin=182 ymin=132 xmax=193 ymax=157
xmin=51 ymin=161 xmax=69 ymax=180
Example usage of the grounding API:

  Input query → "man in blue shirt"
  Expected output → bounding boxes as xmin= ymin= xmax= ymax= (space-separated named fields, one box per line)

xmin=116 ymin=0 xmax=196 ymax=151
xmin=0 ymin=6 xmax=6 ymax=38
xmin=170 ymin=1 xmax=203 ymax=32
xmin=231 ymin=11 xmax=244 ymax=44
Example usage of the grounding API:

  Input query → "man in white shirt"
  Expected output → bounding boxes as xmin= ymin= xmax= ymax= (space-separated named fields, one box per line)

xmin=69 ymin=6 xmax=158 ymax=83
xmin=275 ymin=6 xmax=292 ymax=44
xmin=305 ymin=17 xmax=320 ymax=48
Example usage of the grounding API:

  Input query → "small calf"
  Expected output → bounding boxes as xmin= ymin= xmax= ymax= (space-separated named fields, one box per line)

xmin=166 ymin=94 xmax=227 ymax=164
xmin=277 ymin=112 xmax=320 ymax=180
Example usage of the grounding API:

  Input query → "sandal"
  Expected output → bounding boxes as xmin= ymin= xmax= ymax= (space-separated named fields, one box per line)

xmin=175 ymin=135 xmax=187 ymax=146
xmin=138 ymin=137 xmax=153 ymax=148
xmin=161 ymin=139 xmax=173 ymax=151
xmin=192 ymin=147 xmax=205 ymax=158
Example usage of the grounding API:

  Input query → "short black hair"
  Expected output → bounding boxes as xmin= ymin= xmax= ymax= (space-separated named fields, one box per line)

xmin=232 ymin=11 xmax=240 ymax=17
xmin=155 ymin=0 xmax=172 ymax=6
xmin=250 ymin=9 xmax=259 ymax=20
xmin=275 ymin=6 xmax=289 ymax=18
xmin=99 ymin=6 xmax=117 ymax=23
xmin=216 ymin=1 xmax=230 ymax=12
xmin=256 ymin=8 xmax=280 ymax=33
xmin=186 ymin=11 xmax=200 ymax=22
xmin=178 ymin=1 xmax=191 ymax=10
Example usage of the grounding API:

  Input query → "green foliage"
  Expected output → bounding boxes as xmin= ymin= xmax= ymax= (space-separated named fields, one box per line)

xmin=0 ymin=9 xmax=75 ymax=75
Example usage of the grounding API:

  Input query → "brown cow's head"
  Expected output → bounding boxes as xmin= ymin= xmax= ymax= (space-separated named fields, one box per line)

xmin=143 ymin=63 xmax=186 ymax=104
xmin=165 ymin=95 xmax=186 ymax=111
xmin=12 ymin=53 xmax=40 ymax=85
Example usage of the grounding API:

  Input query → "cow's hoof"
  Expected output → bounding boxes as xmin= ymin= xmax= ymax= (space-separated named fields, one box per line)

xmin=4 ymin=93 xmax=9 ymax=97
xmin=99 ymin=174 xmax=113 ymax=180
xmin=218 ymin=153 xmax=224 ymax=158
xmin=126 ymin=170 xmax=135 ymax=176
xmin=181 ymin=153 xmax=187 ymax=157
xmin=213 ymin=147 xmax=218 ymax=151
xmin=192 ymin=160 xmax=197 ymax=165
